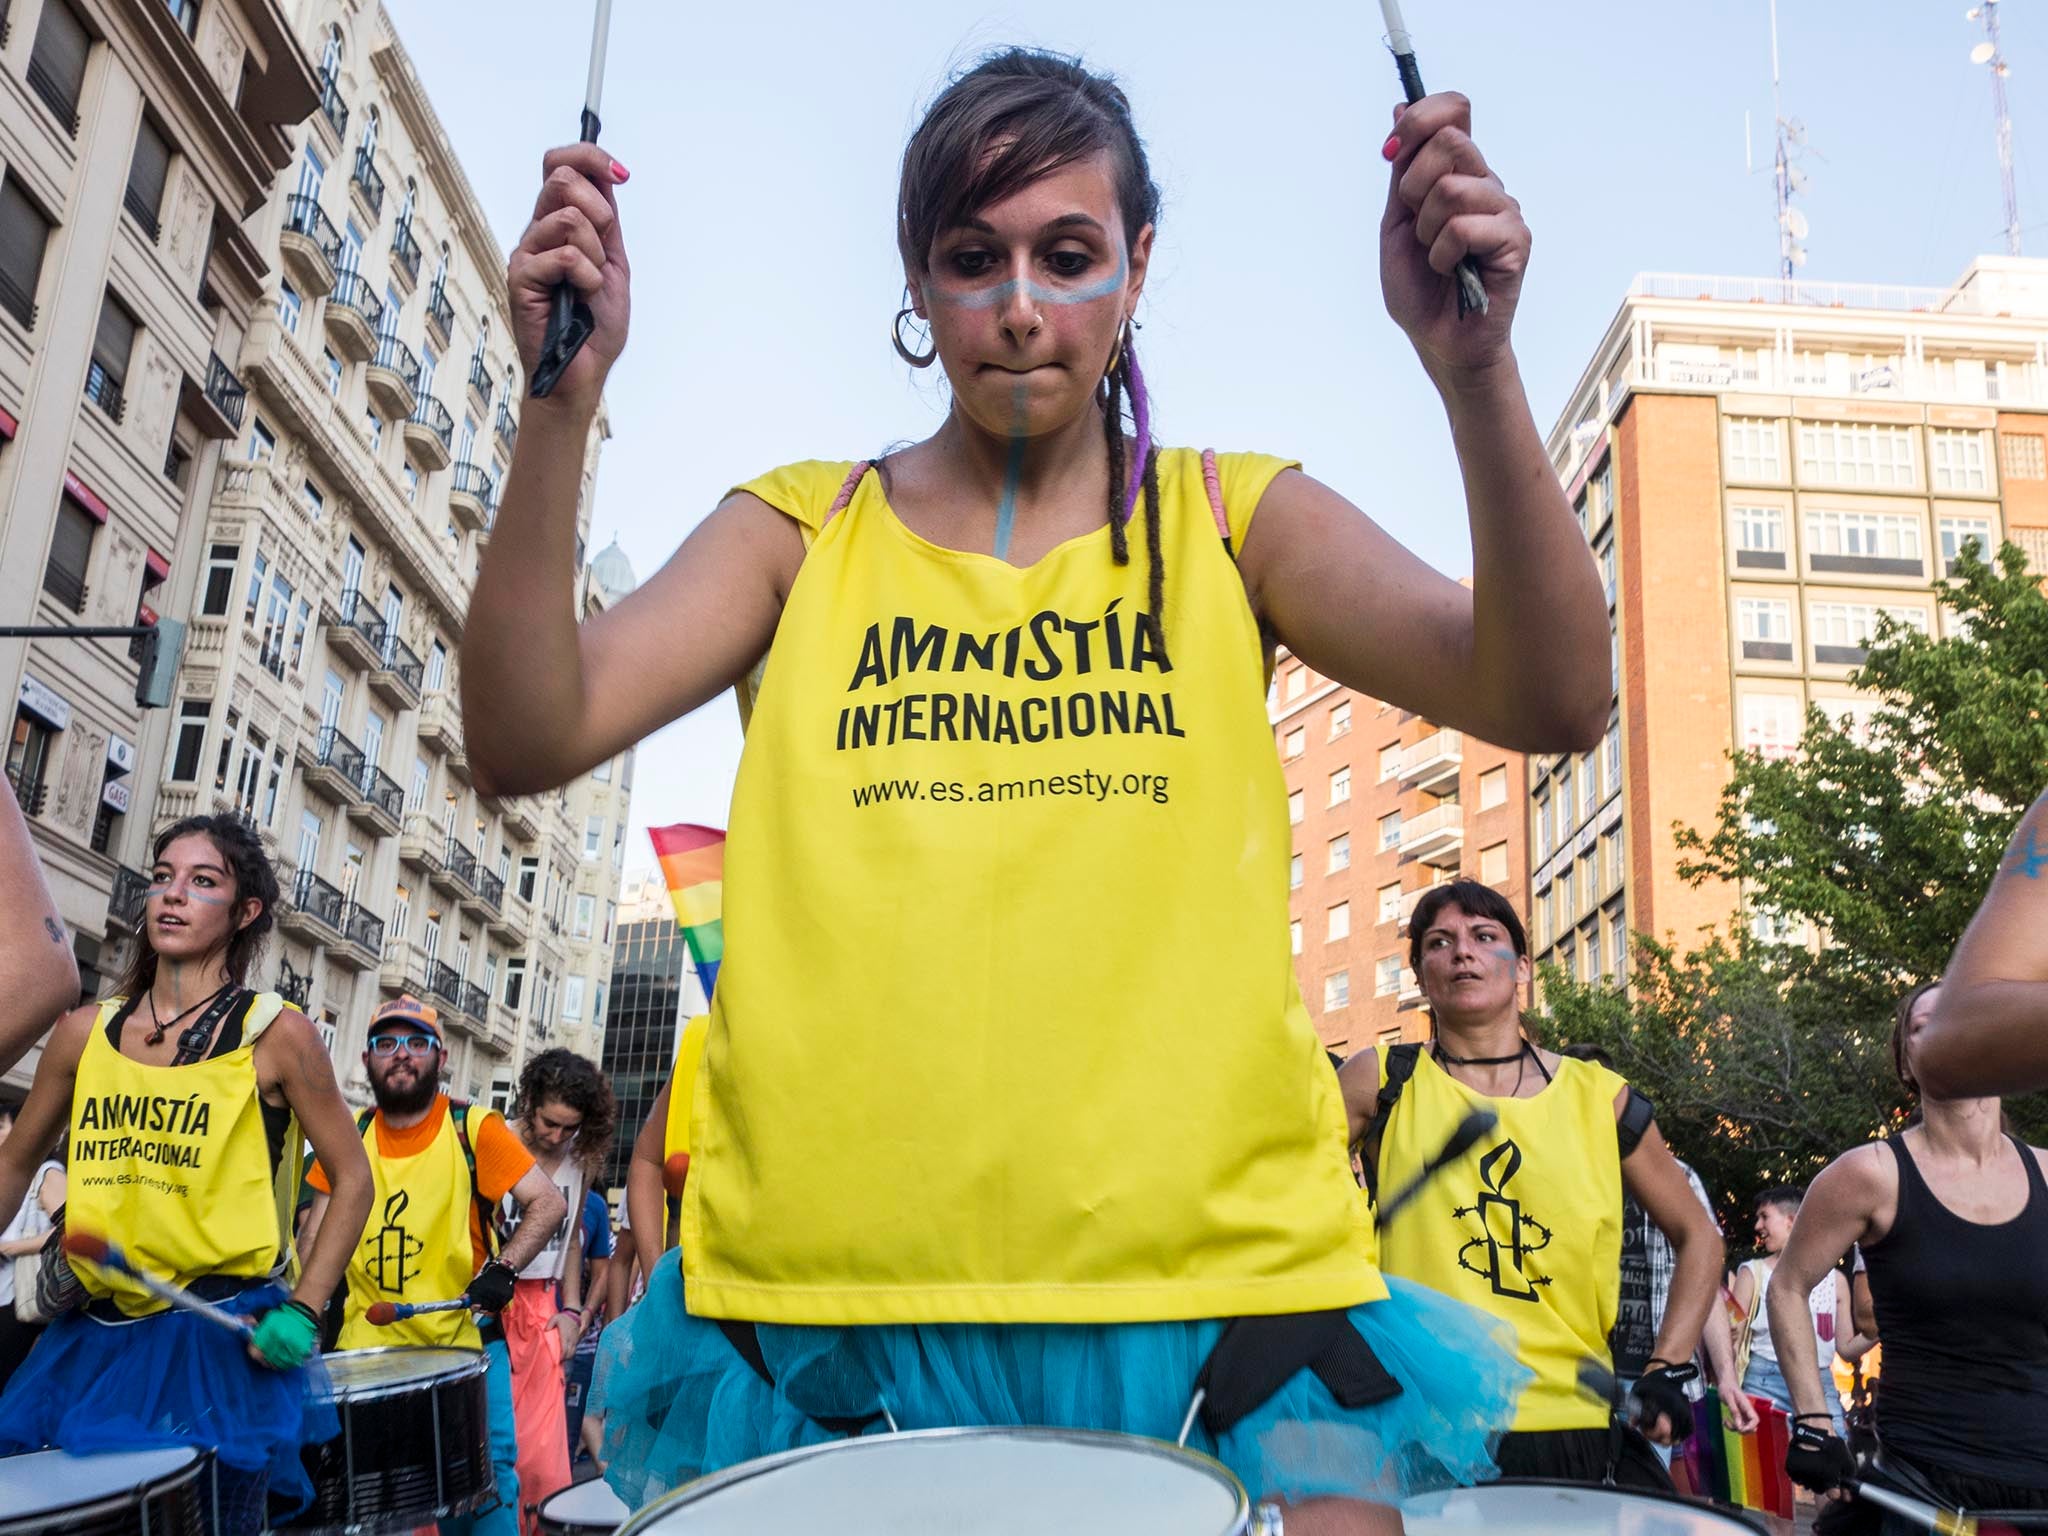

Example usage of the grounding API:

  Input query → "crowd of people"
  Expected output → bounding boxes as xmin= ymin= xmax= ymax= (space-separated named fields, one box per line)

xmin=0 ymin=40 xmax=2042 ymax=1536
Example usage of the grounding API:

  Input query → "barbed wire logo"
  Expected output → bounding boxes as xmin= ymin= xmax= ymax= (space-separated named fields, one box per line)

xmin=1454 ymin=1140 xmax=1553 ymax=1300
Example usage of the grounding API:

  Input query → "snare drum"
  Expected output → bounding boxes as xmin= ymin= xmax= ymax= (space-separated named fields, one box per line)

xmin=280 ymin=1345 xmax=494 ymax=1535
xmin=539 ymin=1476 xmax=630 ymax=1533
xmin=0 ymin=1446 xmax=211 ymax=1536
xmin=1403 ymin=1480 xmax=1767 ymax=1535
xmin=617 ymin=1428 xmax=1250 ymax=1535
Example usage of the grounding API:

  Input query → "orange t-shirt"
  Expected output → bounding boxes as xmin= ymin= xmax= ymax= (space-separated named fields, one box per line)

xmin=309 ymin=1096 xmax=534 ymax=1269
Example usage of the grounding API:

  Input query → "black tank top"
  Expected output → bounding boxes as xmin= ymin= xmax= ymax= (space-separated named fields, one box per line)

xmin=1864 ymin=1133 xmax=2048 ymax=1487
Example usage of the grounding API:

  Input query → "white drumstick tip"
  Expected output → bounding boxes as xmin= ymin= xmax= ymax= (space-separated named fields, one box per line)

xmin=1378 ymin=0 xmax=1415 ymax=57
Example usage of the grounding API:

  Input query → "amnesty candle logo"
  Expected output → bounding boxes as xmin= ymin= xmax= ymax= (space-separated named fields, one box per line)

xmin=1452 ymin=1141 xmax=1553 ymax=1301
xmin=365 ymin=1190 xmax=425 ymax=1294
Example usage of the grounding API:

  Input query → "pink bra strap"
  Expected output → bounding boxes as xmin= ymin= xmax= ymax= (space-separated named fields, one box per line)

xmin=825 ymin=460 xmax=872 ymax=525
xmin=1200 ymin=449 xmax=1231 ymax=545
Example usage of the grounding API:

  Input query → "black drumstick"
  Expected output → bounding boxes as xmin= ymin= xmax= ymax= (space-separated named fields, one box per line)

xmin=529 ymin=0 xmax=614 ymax=398
xmin=1374 ymin=1107 xmax=1497 ymax=1226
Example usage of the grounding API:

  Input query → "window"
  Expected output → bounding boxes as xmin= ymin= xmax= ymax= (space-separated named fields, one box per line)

xmin=1585 ymin=923 xmax=1604 ymax=982
xmin=1599 ymin=539 xmax=1617 ymax=605
xmin=1285 ymin=666 xmax=1306 ymax=701
xmin=1377 ymin=743 xmax=1401 ymax=781
xmin=1377 ymin=810 xmax=1402 ymax=851
xmin=1327 ymin=902 xmax=1350 ymax=942
xmin=1289 ymin=852 xmax=1303 ymax=890
xmin=402 ymin=462 xmax=419 ymax=503
xmin=277 ymin=281 xmax=301 ymax=333
xmin=516 ymin=856 xmax=539 ymax=903
xmin=1288 ymin=789 xmax=1304 ymax=825
xmin=323 ymin=349 xmax=342 ymax=395
xmin=1805 ymin=508 xmax=1923 ymax=568
xmin=1328 ymin=701 xmax=1351 ymax=740
xmin=124 ymin=116 xmax=171 ymax=241
xmin=0 ymin=177 xmax=51 ymax=329
xmin=574 ymin=893 xmax=595 ymax=939
xmin=591 ymin=755 xmax=612 ymax=783
xmin=503 ymin=955 xmax=526 ymax=1010
xmin=27 ymin=1 xmax=90 ymax=136
xmin=6 ymin=711 xmax=56 ymax=810
xmin=1580 ymin=750 xmax=1599 ymax=820
xmin=1724 ymin=417 xmax=1784 ymax=481
xmin=1611 ymin=908 xmax=1629 ymax=982
xmin=1534 ymin=793 xmax=1552 ymax=861
xmin=1740 ymin=693 xmax=1804 ymax=761
xmin=86 ymin=294 xmax=135 ymax=422
xmin=1809 ymin=601 xmax=1929 ymax=663
xmin=168 ymin=699 xmax=208 ymax=780
xmin=1328 ymin=832 xmax=1351 ymax=873
xmin=1290 ymin=920 xmax=1302 ymax=956
xmin=1737 ymin=596 xmax=1794 ymax=660
xmin=1797 ymin=421 xmax=1916 ymax=487
xmin=562 ymin=976 xmax=586 ymax=1021
xmin=1939 ymin=515 xmax=1994 ymax=573
xmin=423 ymin=640 xmax=448 ymax=693
xmin=2000 ymin=432 xmax=2046 ymax=481
xmin=1606 ymin=827 xmax=1626 ymax=890
xmin=261 ymin=745 xmax=285 ymax=826
xmin=296 ymin=807 xmax=322 ymax=878
xmin=42 ymin=496 xmax=94 ymax=611
xmin=248 ymin=417 xmax=276 ymax=463
xmin=192 ymin=542 xmax=235 ymax=617
xmin=1553 ymin=765 xmax=1573 ymax=837
xmin=409 ymin=756 xmax=428 ymax=812
xmin=582 ymin=815 xmax=603 ymax=858
xmin=1478 ymin=765 xmax=1507 ymax=811
xmin=1731 ymin=504 xmax=1786 ymax=568
xmin=365 ymin=409 xmax=381 ymax=451
xmin=1375 ymin=958 xmax=1402 ymax=998
xmin=1329 ymin=766 xmax=1351 ymax=806
xmin=1929 ymin=429 xmax=1990 ymax=492
xmin=164 ymin=0 xmax=198 ymax=36
xmin=1284 ymin=727 xmax=1305 ymax=759
xmin=1323 ymin=970 xmax=1350 ymax=1011
xmin=1749 ymin=905 xmax=1801 ymax=945
xmin=1602 ymin=721 xmax=1622 ymax=792
xmin=302 ymin=480 xmax=323 ymax=521
xmin=1481 ymin=841 xmax=1509 ymax=885
xmin=1555 ymin=861 xmax=1573 ymax=919
xmin=1377 ymin=882 xmax=1401 ymax=924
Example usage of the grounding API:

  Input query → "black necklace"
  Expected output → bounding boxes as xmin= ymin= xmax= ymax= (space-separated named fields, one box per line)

xmin=145 ymin=981 xmax=232 ymax=1047
xmin=1431 ymin=1042 xmax=1531 ymax=1067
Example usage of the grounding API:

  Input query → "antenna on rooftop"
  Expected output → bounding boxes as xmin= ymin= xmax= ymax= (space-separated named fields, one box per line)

xmin=1967 ymin=1 xmax=2022 ymax=255
xmin=1768 ymin=0 xmax=1813 ymax=280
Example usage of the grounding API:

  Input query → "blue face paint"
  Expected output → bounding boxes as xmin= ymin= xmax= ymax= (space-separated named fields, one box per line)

xmin=992 ymin=381 xmax=1029 ymax=561
xmin=927 ymin=251 xmax=1128 ymax=313
xmin=1489 ymin=945 xmax=1519 ymax=967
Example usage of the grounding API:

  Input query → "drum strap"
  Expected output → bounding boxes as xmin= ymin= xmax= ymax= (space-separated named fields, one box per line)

xmin=714 ymin=1319 xmax=887 ymax=1435
xmin=1191 ymin=1309 xmax=1403 ymax=1436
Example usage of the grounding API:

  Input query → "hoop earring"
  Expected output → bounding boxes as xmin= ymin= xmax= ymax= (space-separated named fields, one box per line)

xmin=893 ymin=306 xmax=937 ymax=369
xmin=1105 ymin=318 xmax=1132 ymax=377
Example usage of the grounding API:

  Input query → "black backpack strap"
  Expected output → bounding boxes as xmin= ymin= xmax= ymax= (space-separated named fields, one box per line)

xmin=1358 ymin=1043 xmax=1423 ymax=1204
xmin=355 ymin=1107 xmax=376 ymax=1137
xmin=449 ymin=1100 xmax=500 ymax=1259
xmin=1616 ymin=1087 xmax=1656 ymax=1160
xmin=1193 ymin=1311 xmax=1403 ymax=1436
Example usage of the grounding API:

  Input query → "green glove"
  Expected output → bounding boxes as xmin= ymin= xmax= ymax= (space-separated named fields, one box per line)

xmin=249 ymin=1299 xmax=320 ymax=1370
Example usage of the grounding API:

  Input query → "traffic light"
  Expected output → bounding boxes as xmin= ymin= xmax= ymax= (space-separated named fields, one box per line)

xmin=133 ymin=617 xmax=185 ymax=709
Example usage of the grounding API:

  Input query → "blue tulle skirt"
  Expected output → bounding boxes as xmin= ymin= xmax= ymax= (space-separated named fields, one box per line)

xmin=592 ymin=1251 xmax=1528 ymax=1509
xmin=0 ymin=1281 xmax=337 ymax=1518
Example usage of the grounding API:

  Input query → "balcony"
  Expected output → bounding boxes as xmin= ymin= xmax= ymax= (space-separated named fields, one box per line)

xmin=280 ymin=195 xmax=341 ymax=295
xmin=1398 ymin=884 xmax=1428 ymax=933
xmin=448 ymin=462 xmax=493 ymax=532
xmin=83 ymin=359 xmax=125 ymax=424
xmin=109 ymin=865 xmax=150 ymax=933
xmin=495 ymin=404 xmax=518 ymax=455
xmin=503 ymin=796 xmax=540 ymax=843
xmin=426 ymin=837 xmax=466 ymax=899
xmin=275 ymin=960 xmax=312 ymax=1011
xmin=369 ymin=632 xmax=425 ymax=711
xmin=326 ymin=588 xmax=387 ymax=671
xmin=425 ymin=959 xmax=466 ymax=1015
xmin=425 ymin=281 xmax=453 ymax=348
xmin=468 ymin=355 xmax=494 ymax=416
xmin=328 ymin=900 xmax=386 ymax=972
xmin=1398 ymin=967 xmax=1423 ymax=1008
xmin=325 ymin=272 xmax=381 ymax=362
xmin=1397 ymin=729 xmax=1464 ymax=795
xmin=404 ymin=394 xmax=453 ymax=470
xmin=391 ymin=221 xmax=421 ymax=290
xmin=279 ymin=869 xmax=347 ymax=944
xmin=317 ymin=74 xmax=349 ymax=144
xmin=417 ymin=692 xmax=462 ymax=756
xmin=443 ymin=839 xmax=480 ymax=898
xmin=350 ymin=148 xmax=385 ymax=223
xmin=398 ymin=814 xmax=444 ymax=878
xmin=367 ymin=334 xmax=420 ymax=419
xmin=301 ymin=726 xmax=367 ymax=807
xmin=461 ymin=982 xmax=492 ymax=1025
xmin=1399 ymin=802 xmax=1465 ymax=868
xmin=475 ymin=866 xmax=505 ymax=914
xmin=487 ymin=1004 xmax=517 ymax=1057
xmin=183 ymin=352 xmax=246 ymax=440
xmin=349 ymin=761 xmax=404 ymax=837
xmin=377 ymin=938 xmax=429 ymax=997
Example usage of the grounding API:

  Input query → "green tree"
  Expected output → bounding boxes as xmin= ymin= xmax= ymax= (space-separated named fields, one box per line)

xmin=1542 ymin=542 xmax=2048 ymax=1224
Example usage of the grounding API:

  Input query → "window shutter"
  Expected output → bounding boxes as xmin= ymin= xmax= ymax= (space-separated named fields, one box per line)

xmin=31 ymin=2 xmax=91 ymax=105
xmin=0 ymin=181 xmax=50 ymax=313
xmin=127 ymin=118 xmax=171 ymax=216
xmin=92 ymin=296 xmax=135 ymax=380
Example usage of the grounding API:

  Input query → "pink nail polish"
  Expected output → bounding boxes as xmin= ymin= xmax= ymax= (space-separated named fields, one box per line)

xmin=610 ymin=160 xmax=629 ymax=183
xmin=1382 ymin=134 xmax=1401 ymax=162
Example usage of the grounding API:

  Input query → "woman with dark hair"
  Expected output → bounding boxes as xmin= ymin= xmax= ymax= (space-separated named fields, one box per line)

xmin=1340 ymin=880 xmax=1725 ymax=1489
xmin=471 ymin=46 xmax=1610 ymax=1528
xmin=1769 ymin=981 xmax=2048 ymax=1529
xmin=0 ymin=814 xmax=372 ymax=1533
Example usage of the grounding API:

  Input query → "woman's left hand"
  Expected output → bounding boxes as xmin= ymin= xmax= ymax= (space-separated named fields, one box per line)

xmin=550 ymin=1310 xmax=584 ymax=1356
xmin=1379 ymin=92 xmax=1528 ymax=388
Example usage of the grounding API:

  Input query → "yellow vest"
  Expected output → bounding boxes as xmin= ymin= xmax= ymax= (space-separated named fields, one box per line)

xmin=682 ymin=451 xmax=1380 ymax=1325
xmin=1375 ymin=1047 xmax=1627 ymax=1431
xmin=69 ymin=993 xmax=289 ymax=1317
xmin=664 ymin=1015 xmax=709 ymax=1166
xmin=338 ymin=1101 xmax=495 ymax=1351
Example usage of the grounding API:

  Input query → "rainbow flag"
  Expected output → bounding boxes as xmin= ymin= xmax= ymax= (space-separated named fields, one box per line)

xmin=1688 ymin=1390 xmax=1792 ymax=1520
xmin=650 ymin=824 xmax=725 ymax=1003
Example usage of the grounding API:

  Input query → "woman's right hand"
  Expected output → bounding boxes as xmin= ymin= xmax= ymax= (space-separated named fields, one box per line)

xmin=508 ymin=144 xmax=631 ymax=414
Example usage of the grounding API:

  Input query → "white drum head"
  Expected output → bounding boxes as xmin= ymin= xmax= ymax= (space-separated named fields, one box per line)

xmin=1403 ymin=1482 xmax=1763 ymax=1535
xmin=0 ymin=1447 xmax=202 ymax=1514
xmin=321 ymin=1344 xmax=487 ymax=1400
xmin=543 ymin=1477 xmax=631 ymax=1527
xmin=622 ymin=1429 xmax=1250 ymax=1536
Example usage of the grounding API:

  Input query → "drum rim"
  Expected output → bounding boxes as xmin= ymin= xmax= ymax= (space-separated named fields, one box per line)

xmin=539 ymin=1478 xmax=631 ymax=1516
xmin=318 ymin=1342 xmax=490 ymax=1401
xmin=1402 ymin=1476 xmax=1768 ymax=1533
xmin=615 ymin=1426 xmax=1252 ymax=1534
xmin=0 ymin=1446 xmax=211 ymax=1532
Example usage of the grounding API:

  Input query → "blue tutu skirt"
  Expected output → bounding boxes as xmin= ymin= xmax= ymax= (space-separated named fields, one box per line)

xmin=0 ymin=1281 xmax=337 ymax=1518
xmin=592 ymin=1251 xmax=1527 ymax=1509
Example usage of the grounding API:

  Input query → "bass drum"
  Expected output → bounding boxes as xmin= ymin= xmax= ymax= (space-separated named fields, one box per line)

xmin=1403 ymin=1479 xmax=1767 ymax=1534
xmin=0 ymin=1447 xmax=212 ymax=1536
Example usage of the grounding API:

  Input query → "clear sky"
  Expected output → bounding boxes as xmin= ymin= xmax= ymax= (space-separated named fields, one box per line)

xmin=388 ymin=0 xmax=2046 ymax=860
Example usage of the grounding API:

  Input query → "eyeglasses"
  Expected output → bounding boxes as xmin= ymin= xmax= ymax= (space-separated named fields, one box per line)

xmin=368 ymin=1033 xmax=439 ymax=1057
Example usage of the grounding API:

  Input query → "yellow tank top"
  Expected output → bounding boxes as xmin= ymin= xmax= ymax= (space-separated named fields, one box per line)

xmin=339 ymin=1102 xmax=491 ymax=1351
xmin=664 ymin=1015 xmax=708 ymax=1166
xmin=69 ymin=993 xmax=289 ymax=1318
xmin=681 ymin=450 xmax=1379 ymax=1325
xmin=1374 ymin=1047 xmax=1628 ymax=1431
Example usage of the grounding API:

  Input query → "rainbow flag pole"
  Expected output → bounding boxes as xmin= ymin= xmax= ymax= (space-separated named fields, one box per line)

xmin=650 ymin=824 xmax=725 ymax=1003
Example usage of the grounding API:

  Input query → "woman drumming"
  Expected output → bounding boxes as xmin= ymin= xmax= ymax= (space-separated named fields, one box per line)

xmin=1772 ymin=982 xmax=2048 ymax=1529
xmin=464 ymin=50 xmax=1610 ymax=1530
xmin=0 ymin=814 xmax=373 ymax=1533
